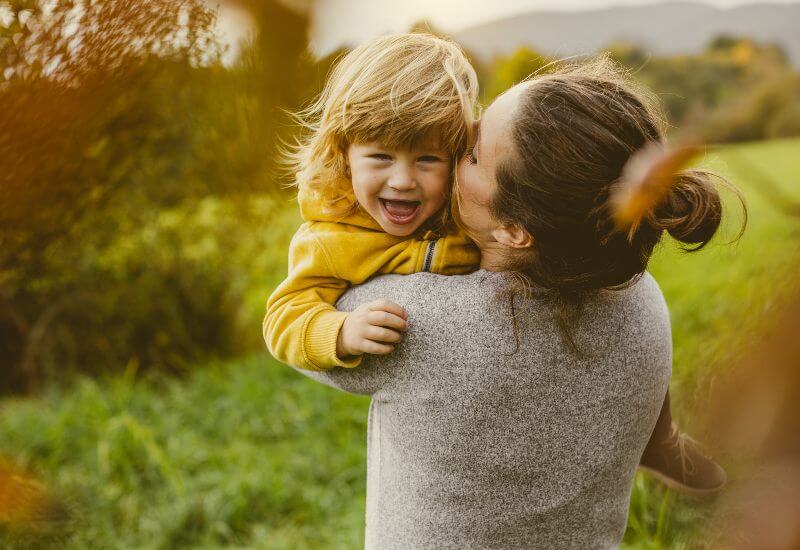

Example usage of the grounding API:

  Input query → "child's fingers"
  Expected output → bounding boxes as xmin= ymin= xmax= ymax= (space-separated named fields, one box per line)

xmin=368 ymin=299 xmax=407 ymax=320
xmin=364 ymin=326 xmax=403 ymax=344
xmin=359 ymin=339 xmax=395 ymax=355
xmin=367 ymin=310 xmax=406 ymax=331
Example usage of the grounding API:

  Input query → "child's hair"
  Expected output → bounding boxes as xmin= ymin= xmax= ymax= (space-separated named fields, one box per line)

xmin=288 ymin=32 xmax=478 ymax=215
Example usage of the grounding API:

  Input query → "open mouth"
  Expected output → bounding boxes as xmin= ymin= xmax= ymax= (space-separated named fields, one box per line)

xmin=379 ymin=199 xmax=421 ymax=225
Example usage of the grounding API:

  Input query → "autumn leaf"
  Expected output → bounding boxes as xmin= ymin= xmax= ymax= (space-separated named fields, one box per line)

xmin=610 ymin=142 xmax=703 ymax=238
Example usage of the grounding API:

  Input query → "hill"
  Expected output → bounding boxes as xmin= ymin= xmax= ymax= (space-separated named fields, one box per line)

xmin=454 ymin=1 xmax=800 ymax=67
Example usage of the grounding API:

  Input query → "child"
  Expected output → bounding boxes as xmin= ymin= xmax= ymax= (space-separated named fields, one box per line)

xmin=263 ymin=33 xmax=480 ymax=372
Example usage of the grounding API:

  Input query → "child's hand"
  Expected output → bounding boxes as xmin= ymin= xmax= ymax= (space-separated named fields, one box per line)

xmin=337 ymin=299 xmax=408 ymax=359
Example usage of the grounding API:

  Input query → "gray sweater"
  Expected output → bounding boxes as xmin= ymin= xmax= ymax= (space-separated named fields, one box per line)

xmin=291 ymin=270 xmax=672 ymax=549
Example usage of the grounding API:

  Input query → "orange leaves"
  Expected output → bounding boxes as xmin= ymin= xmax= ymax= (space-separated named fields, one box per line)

xmin=0 ymin=459 xmax=69 ymax=532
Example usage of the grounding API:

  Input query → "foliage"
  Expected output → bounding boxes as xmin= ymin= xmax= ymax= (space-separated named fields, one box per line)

xmin=0 ymin=1 xmax=313 ymax=392
xmin=481 ymin=46 xmax=551 ymax=103
xmin=481 ymin=35 xmax=800 ymax=143
xmin=702 ymin=73 xmax=800 ymax=143
xmin=1 ymin=137 xmax=798 ymax=547
xmin=23 ymin=196 xmax=299 ymax=382
xmin=0 ymin=355 xmax=370 ymax=548
xmin=607 ymin=36 xmax=797 ymax=143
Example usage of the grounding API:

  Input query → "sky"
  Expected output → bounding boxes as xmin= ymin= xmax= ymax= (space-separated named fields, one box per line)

xmin=213 ymin=0 xmax=800 ymax=62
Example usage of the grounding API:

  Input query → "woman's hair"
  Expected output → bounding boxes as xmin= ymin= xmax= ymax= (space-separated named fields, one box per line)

xmin=489 ymin=56 xmax=746 ymax=351
xmin=288 ymin=33 xmax=478 ymax=215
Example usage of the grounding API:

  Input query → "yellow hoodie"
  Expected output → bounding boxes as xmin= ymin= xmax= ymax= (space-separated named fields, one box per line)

xmin=263 ymin=186 xmax=480 ymax=371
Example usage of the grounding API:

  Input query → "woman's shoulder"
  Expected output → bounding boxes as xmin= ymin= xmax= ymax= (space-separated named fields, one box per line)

xmin=596 ymin=271 xmax=669 ymax=322
xmin=580 ymin=272 xmax=672 ymax=353
xmin=338 ymin=269 xmax=670 ymax=332
xmin=337 ymin=270 xmax=502 ymax=312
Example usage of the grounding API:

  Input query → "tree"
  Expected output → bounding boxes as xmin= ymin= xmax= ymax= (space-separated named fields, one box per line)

xmin=0 ymin=1 xmax=319 ymax=392
xmin=482 ymin=47 xmax=551 ymax=103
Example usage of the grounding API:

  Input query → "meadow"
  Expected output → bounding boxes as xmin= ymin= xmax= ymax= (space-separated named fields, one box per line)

xmin=1 ymin=137 xmax=799 ymax=548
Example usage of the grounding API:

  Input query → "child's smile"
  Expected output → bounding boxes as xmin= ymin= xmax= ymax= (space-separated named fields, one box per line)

xmin=347 ymin=139 xmax=451 ymax=237
xmin=379 ymin=199 xmax=422 ymax=226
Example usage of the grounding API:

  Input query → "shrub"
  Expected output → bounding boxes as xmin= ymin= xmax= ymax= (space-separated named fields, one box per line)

xmin=702 ymin=74 xmax=800 ymax=143
xmin=0 ymin=1 xmax=312 ymax=393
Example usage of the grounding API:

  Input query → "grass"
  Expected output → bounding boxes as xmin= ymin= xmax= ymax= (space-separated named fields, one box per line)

xmin=624 ymin=137 xmax=800 ymax=548
xmin=0 ymin=358 xmax=371 ymax=548
xmin=1 ymin=137 xmax=799 ymax=548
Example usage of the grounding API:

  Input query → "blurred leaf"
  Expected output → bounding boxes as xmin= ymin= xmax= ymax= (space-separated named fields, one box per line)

xmin=611 ymin=143 xmax=703 ymax=236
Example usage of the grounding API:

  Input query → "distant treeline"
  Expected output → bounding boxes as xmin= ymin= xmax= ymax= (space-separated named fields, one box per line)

xmin=478 ymin=34 xmax=800 ymax=143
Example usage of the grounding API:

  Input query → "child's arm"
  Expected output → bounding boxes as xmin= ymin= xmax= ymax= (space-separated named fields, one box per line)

xmin=264 ymin=225 xmax=407 ymax=371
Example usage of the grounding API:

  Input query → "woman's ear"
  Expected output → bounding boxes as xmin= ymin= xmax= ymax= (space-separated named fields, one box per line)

xmin=491 ymin=224 xmax=533 ymax=249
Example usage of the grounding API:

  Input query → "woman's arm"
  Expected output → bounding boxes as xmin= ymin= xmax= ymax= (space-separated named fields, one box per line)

xmin=288 ymin=360 xmax=391 ymax=396
xmin=283 ymin=272 xmax=431 ymax=396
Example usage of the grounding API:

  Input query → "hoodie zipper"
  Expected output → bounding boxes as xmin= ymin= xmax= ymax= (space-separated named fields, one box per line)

xmin=422 ymin=239 xmax=437 ymax=272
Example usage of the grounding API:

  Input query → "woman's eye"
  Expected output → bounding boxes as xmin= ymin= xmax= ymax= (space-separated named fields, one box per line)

xmin=369 ymin=153 xmax=391 ymax=161
xmin=465 ymin=147 xmax=477 ymax=165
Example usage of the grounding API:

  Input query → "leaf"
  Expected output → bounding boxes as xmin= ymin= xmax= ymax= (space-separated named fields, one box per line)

xmin=610 ymin=142 xmax=703 ymax=237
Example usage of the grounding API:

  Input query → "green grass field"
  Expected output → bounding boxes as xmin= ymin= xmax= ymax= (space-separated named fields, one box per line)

xmin=2 ymin=138 xmax=799 ymax=548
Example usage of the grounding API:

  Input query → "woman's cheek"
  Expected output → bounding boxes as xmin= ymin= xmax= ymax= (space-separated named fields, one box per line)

xmin=457 ymin=165 xmax=480 ymax=203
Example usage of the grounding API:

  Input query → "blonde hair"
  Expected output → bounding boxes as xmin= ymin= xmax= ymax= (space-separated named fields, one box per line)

xmin=288 ymin=33 xmax=479 ymax=214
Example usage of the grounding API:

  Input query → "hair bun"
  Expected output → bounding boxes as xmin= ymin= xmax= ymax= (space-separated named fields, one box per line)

xmin=610 ymin=143 xmax=701 ymax=234
xmin=610 ymin=143 xmax=727 ymax=251
xmin=654 ymin=170 xmax=722 ymax=249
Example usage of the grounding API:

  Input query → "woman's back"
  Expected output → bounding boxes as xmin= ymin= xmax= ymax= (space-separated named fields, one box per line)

xmin=298 ymin=269 xmax=672 ymax=549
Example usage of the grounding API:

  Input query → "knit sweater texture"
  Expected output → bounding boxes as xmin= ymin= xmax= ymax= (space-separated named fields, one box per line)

xmin=291 ymin=269 xmax=672 ymax=549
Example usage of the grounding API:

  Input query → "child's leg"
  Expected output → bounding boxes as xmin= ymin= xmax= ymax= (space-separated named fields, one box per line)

xmin=639 ymin=389 xmax=727 ymax=496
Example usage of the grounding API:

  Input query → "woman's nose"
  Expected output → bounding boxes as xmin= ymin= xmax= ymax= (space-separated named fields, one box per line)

xmin=387 ymin=165 xmax=417 ymax=191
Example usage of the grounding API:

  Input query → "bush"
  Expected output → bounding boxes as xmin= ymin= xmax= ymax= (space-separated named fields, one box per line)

xmin=702 ymin=74 xmax=800 ymax=143
xmin=602 ymin=35 xmax=799 ymax=142
xmin=0 ymin=1 xmax=313 ymax=393
xmin=481 ymin=47 xmax=552 ymax=102
xmin=2 ymin=196 xmax=299 ymax=392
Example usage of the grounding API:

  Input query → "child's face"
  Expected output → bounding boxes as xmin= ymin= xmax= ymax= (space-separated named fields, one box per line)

xmin=347 ymin=136 xmax=451 ymax=237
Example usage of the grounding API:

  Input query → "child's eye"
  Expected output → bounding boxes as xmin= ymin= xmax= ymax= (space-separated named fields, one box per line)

xmin=418 ymin=155 xmax=443 ymax=163
xmin=369 ymin=153 xmax=392 ymax=161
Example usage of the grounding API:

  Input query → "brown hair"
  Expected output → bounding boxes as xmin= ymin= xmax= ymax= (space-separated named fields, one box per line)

xmin=490 ymin=57 xmax=745 ymax=351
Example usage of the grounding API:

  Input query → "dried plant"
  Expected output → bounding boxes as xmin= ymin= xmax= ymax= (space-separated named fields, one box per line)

xmin=0 ymin=459 xmax=70 ymax=539
xmin=709 ymin=288 xmax=800 ymax=549
xmin=1 ymin=0 xmax=221 ymax=85
xmin=1 ymin=0 xmax=223 ymax=235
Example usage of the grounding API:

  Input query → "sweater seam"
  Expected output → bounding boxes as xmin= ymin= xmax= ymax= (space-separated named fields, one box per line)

xmin=308 ymin=228 xmax=343 ymax=280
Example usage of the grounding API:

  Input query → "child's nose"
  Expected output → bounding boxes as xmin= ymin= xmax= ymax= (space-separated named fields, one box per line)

xmin=388 ymin=165 xmax=416 ymax=191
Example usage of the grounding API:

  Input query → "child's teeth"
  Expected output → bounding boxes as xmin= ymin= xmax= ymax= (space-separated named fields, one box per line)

xmin=383 ymin=200 xmax=418 ymax=217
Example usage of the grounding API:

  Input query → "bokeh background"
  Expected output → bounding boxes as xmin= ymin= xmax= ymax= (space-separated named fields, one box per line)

xmin=1 ymin=0 xmax=799 ymax=547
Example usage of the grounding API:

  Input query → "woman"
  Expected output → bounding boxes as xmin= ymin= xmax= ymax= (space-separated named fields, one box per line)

xmin=290 ymin=59 xmax=735 ymax=548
